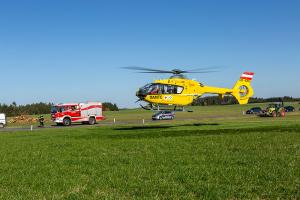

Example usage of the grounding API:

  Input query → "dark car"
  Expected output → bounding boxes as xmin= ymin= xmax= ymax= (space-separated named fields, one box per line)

xmin=246 ymin=107 xmax=262 ymax=114
xmin=284 ymin=106 xmax=295 ymax=112
xmin=152 ymin=111 xmax=175 ymax=120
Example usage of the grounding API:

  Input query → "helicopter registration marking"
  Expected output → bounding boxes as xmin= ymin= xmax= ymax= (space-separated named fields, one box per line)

xmin=149 ymin=95 xmax=162 ymax=100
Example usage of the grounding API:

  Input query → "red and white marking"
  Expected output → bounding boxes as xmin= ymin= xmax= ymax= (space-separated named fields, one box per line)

xmin=240 ymin=72 xmax=255 ymax=81
xmin=164 ymin=95 xmax=173 ymax=101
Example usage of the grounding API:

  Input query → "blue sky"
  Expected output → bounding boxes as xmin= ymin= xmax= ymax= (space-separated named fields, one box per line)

xmin=0 ymin=0 xmax=299 ymax=107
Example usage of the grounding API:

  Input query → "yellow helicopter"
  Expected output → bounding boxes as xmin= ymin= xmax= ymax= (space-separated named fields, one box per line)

xmin=125 ymin=67 xmax=255 ymax=110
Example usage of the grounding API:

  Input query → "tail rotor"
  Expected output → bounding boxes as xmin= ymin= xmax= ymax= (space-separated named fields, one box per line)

xmin=232 ymin=72 xmax=255 ymax=104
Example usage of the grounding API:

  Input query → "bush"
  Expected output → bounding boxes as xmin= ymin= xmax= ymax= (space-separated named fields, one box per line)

xmin=102 ymin=102 xmax=119 ymax=111
xmin=0 ymin=102 xmax=53 ymax=117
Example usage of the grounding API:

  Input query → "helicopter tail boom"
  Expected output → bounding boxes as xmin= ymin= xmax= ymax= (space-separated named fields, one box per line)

xmin=231 ymin=72 xmax=255 ymax=104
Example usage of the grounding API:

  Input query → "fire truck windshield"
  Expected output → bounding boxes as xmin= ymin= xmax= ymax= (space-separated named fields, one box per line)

xmin=51 ymin=106 xmax=65 ymax=113
xmin=51 ymin=106 xmax=57 ymax=113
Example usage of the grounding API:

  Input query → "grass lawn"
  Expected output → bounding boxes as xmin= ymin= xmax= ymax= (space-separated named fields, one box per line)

xmin=0 ymin=104 xmax=299 ymax=199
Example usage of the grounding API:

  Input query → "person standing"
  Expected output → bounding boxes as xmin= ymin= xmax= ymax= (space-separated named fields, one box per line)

xmin=38 ymin=115 xmax=45 ymax=127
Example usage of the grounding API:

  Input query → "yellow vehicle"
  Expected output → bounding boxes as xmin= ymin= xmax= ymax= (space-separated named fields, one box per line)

xmin=125 ymin=67 xmax=255 ymax=110
xmin=259 ymin=103 xmax=286 ymax=117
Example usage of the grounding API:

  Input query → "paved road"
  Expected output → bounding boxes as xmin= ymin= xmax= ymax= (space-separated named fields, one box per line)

xmin=0 ymin=114 xmax=245 ymax=132
xmin=0 ymin=119 xmax=160 ymax=132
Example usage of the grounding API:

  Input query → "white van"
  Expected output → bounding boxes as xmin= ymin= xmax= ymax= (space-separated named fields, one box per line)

xmin=0 ymin=113 xmax=6 ymax=128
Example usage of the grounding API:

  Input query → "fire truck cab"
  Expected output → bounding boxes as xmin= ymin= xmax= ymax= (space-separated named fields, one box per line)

xmin=51 ymin=102 xmax=105 ymax=126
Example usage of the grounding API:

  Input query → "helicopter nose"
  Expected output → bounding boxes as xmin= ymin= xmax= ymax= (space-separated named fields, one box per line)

xmin=136 ymin=90 xmax=146 ymax=99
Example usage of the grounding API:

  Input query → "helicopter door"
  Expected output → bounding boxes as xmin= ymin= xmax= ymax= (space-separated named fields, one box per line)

xmin=161 ymin=85 xmax=183 ymax=94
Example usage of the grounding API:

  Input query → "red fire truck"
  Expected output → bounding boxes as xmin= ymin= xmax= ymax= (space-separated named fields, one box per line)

xmin=51 ymin=102 xmax=105 ymax=126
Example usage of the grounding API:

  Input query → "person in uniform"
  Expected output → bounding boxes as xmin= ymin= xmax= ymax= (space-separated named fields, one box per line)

xmin=38 ymin=115 xmax=45 ymax=127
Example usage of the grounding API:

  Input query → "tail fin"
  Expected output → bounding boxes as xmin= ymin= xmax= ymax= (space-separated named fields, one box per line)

xmin=232 ymin=72 xmax=255 ymax=104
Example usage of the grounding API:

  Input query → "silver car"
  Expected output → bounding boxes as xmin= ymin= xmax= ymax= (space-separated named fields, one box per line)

xmin=152 ymin=111 xmax=175 ymax=120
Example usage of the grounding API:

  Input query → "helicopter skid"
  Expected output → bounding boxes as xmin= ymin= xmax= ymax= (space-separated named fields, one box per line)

xmin=140 ymin=103 xmax=185 ymax=112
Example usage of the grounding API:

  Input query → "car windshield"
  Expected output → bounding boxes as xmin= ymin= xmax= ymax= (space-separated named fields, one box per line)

xmin=268 ymin=104 xmax=281 ymax=109
xmin=153 ymin=111 xmax=173 ymax=115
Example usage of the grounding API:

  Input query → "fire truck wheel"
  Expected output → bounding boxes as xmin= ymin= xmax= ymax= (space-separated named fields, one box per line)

xmin=89 ymin=117 xmax=96 ymax=125
xmin=63 ymin=118 xmax=71 ymax=126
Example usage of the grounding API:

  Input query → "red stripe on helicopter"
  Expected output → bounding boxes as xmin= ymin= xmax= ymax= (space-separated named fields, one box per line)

xmin=240 ymin=72 xmax=254 ymax=80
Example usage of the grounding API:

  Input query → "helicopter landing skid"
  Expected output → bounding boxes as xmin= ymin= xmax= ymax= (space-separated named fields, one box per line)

xmin=140 ymin=104 xmax=187 ymax=112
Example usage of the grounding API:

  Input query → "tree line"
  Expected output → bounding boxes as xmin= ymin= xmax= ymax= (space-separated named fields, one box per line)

xmin=192 ymin=96 xmax=300 ymax=106
xmin=0 ymin=102 xmax=119 ymax=117
xmin=102 ymin=102 xmax=119 ymax=111
xmin=1 ymin=97 xmax=298 ymax=117
xmin=0 ymin=102 xmax=53 ymax=117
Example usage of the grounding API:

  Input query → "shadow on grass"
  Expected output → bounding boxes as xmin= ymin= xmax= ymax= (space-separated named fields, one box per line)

xmin=113 ymin=123 xmax=219 ymax=131
xmin=69 ymin=124 xmax=300 ymax=140
xmin=107 ymin=125 xmax=300 ymax=140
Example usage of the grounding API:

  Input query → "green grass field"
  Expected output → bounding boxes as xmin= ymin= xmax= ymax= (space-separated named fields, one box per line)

xmin=1 ymin=103 xmax=300 ymax=199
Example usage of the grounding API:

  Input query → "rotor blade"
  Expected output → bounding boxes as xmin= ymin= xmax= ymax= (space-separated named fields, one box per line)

xmin=185 ymin=66 xmax=223 ymax=72
xmin=170 ymin=66 xmax=222 ymax=73
xmin=185 ymin=70 xmax=219 ymax=74
xmin=136 ymin=71 xmax=174 ymax=74
xmin=122 ymin=66 xmax=172 ymax=73
xmin=122 ymin=66 xmax=222 ymax=74
xmin=137 ymin=70 xmax=218 ymax=74
xmin=171 ymin=70 xmax=219 ymax=74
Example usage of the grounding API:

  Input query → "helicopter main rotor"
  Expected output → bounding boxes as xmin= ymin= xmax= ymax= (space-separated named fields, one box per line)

xmin=122 ymin=66 xmax=219 ymax=79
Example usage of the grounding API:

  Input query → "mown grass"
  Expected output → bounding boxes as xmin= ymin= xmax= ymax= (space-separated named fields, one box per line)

xmin=0 ymin=113 xmax=299 ymax=199
xmin=6 ymin=102 xmax=300 ymax=127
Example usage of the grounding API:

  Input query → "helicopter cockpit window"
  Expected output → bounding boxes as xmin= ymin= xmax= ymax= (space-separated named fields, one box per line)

xmin=162 ymin=85 xmax=183 ymax=94
xmin=141 ymin=84 xmax=183 ymax=95
xmin=147 ymin=84 xmax=158 ymax=94
xmin=176 ymin=86 xmax=183 ymax=94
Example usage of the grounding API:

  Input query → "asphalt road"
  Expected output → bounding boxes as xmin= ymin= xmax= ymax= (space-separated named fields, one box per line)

xmin=0 ymin=113 xmax=253 ymax=132
xmin=0 ymin=119 xmax=161 ymax=132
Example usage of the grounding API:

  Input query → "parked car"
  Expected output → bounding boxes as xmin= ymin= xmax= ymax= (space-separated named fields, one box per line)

xmin=152 ymin=111 xmax=175 ymax=120
xmin=284 ymin=106 xmax=295 ymax=112
xmin=0 ymin=113 xmax=7 ymax=128
xmin=246 ymin=107 xmax=262 ymax=114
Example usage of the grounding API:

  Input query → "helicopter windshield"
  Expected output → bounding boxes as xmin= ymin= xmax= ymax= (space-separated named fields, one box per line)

xmin=140 ymin=84 xmax=183 ymax=95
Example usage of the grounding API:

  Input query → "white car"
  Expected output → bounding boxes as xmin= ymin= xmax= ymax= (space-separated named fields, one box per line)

xmin=0 ymin=113 xmax=6 ymax=128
